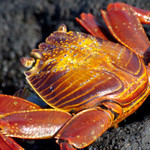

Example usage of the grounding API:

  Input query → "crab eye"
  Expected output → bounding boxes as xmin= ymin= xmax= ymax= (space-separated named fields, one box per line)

xmin=31 ymin=51 xmax=42 ymax=59
xmin=20 ymin=57 xmax=35 ymax=68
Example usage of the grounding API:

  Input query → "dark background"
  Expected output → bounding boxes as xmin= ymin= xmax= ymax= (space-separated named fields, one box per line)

xmin=0 ymin=0 xmax=150 ymax=149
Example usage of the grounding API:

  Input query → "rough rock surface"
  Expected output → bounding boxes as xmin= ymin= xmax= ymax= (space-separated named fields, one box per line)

xmin=0 ymin=0 xmax=150 ymax=150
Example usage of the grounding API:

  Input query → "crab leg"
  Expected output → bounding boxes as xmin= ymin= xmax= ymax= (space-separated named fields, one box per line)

xmin=107 ymin=2 xmax=150 ymax=24
xmin=0 ymin=133 xmax=23 ymax=150
xmin=76 ymin=2 xmax=150 ymax=58
xmin=0 ymin=109 xmax=72 ymax=139
xmin=76 ymin=13 xmax=112 ymax=40
xmin=101 ymin=2 xmax=150 ymax=57
xmin=0 ymin=95 xmax=71 ymax=148
xmin=0 ymin=94 xmax=41 ymax=116
xmin=0 ymin=94 xmax=42 ymax=149
xmin=55 ymin=107 xmax=114 ymax=149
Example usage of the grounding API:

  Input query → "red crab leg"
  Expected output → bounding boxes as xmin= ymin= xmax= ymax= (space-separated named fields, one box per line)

xmin=0 ymin=94 xmax=41 ymax=116
xmin=132 ymin=7 xmax=150 ymax=24
xmin=107 ymin=2 xmax=150 ymax=24
xmin=101 ymin=2 xmax=150 ymax=57
xmin=0 ymin=94 xmax=41 ymax=150
xmin=76 ymin=13 xmax=111 ymax=40
xmin=55 ymin=107 xmax=114 ymax=149
xmin=0 ymin=132 xmax=24 ymax=150
xmin=0 ymin=109 xmax=72 ymax=139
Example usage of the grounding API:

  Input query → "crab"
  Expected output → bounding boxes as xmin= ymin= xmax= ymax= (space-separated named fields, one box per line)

xmin=0 ymin=2 xmax=150 ymax=150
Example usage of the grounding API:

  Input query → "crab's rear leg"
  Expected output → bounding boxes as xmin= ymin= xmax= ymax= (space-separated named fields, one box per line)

xmin=108 ymin=2 xmax=150 ymax=24
xmin=101 ymin=2 xmax=150 ymax=58
xmin=76 ymin=13 xmax=113 ymax=40
xmin=56 ymin=102 xmax=123 ymax=150
xmin=76 ymin=3 xmax=150 ymax=60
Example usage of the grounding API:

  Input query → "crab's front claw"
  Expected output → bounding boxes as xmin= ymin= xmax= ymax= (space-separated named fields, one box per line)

xmin=56 ymin=107 xmax=114 ymax=149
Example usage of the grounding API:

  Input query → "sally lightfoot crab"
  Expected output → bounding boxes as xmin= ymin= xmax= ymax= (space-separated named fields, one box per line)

xmin=0 ymin=2 xmax=150 ymax=150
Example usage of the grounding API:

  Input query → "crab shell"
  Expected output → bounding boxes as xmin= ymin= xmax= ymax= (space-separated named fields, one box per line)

xmin=21 ymin=24 xmax=149 ymax=124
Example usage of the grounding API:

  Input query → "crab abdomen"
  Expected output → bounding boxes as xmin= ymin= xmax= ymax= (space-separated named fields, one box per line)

xmin=23 ymin=26 xmax=148 ymax=113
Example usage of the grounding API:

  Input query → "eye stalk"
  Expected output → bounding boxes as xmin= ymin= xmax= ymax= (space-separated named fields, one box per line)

xmin=57 ymin=24 xmax=67 ymax=32
xmin=31 ymin=51 xmax=42 ymax=59
xmin=20 ymin=57 xmax=35 ymax=68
